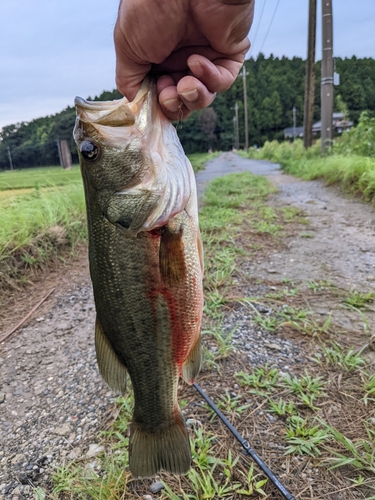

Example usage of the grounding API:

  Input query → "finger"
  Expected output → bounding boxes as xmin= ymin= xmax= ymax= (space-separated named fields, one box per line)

xmin=177 ymin=76 xmax=216 ymax=111
xmin=156 ymin=75 xmax=176 ymax=94
xmin=187 ymin=53 xmax=244 ymax=93
xmin=115 ymin=61 xmax=151 ymax=101
xmin=158 ymin=84 xmax=192 ymax=120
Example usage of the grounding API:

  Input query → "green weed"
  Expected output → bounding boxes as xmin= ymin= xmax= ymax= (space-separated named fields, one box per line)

xmin=344 ymin=290 xmax=375 ymax=309
xmin=282 ymin=206 xmax=301 ymax=221
xmin=281 ymin=371 xmax=325 ymax=395
xmin=203 ymin=288 xmax=228 ymax=318
xmin=219 ymin=449 xmax=240 ymax=479
xmin=32 ymin=487 xmax=47 ymax=500
xmin=284 ymin=416 xmax=329 ymax=457
xmin=279 ymin=305 xmax=311 ymax=322
xmin=307 ymin=280 xmax=335 ymax=292
xmin=254 ymin=221 xmax=282 ymax=235
xmin=362 ymin=372 xmax=375 ymax=405
xmin=202 ymin=323 xmax=235 ymax=371
xmin=319 ymin=420 xmax=375 ymax=474
xmin=209 ymin=391 xmax=251 ymax=419
xmin=190 ymin=426 xmax=218 ymax=470
xmin=280 ymin=371 xmax=325 ymax=409
xmin=186 ymin=465 xmax=238 ymax=499
xmin=236 ymin=464 xmax=268 ymax=496
xmin=314 ymin=342 xmax=366 ymax=371
xmin=268 ymin=398 xmax=298 ymax=417
xmin=254 ymin=137 xmax=375 ymax=204
xmin=253 ymin=315 xmax=282 ymax=332
xmin=235 ymin=366 xmax=279 ymax=395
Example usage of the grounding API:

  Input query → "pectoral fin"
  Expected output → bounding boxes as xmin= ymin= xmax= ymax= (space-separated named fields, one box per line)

xmin=181 ymin=335 xmax=201 ymax=385
xmin=95 ymin=319 xmax=127 ymax=394
xmin=106 ymin=190 xmax=160 ymax=234
xmin=159 ymin=224 xmax=186 ymax=286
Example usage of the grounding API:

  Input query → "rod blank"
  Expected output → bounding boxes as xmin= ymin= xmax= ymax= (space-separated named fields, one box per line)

xmin=193 ymin=382 xmax=296 ymax=500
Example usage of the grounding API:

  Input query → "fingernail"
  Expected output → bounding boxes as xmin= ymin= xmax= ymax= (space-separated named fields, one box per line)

xmin=163 ymin=98 xmax=180 ymax=112
xmin=188 ymin=60 xmax=204 ymax=78
xmin=180 ymin=89 xmax=199 ymax=103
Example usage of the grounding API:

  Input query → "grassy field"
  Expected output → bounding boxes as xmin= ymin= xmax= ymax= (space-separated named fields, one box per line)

xmin=0 ymin=152 xmax=218 ymax=293
xmin=0 ymin=166 xmax=82 ymax=191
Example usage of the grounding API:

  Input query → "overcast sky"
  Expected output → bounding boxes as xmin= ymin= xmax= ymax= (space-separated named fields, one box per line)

xmin=1 ymin=0 xmax=374 ymax=130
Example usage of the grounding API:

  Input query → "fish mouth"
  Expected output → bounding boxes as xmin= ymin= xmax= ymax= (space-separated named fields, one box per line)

xmin=74 ymin=78 xmax=155 ymax=128
xmin=74 ymin=97 xmax=124 ymax=111
xmin=73 ymin=79 xmax=159 ymax=147
xmin=74 ymin=97 xmax=136 ymax=128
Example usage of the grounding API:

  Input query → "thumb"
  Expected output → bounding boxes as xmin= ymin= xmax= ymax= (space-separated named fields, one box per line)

xmin=115 ymin=59 xmax=151 ymax=101
xmin=114 ymin=28 xmax=151 ymax=101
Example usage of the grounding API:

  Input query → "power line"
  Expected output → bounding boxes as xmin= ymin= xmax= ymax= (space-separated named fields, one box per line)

xmin=258 ymin=0 xmax=281 ymax=55
xmin=248 ymin=0 xmax=267 ymax=56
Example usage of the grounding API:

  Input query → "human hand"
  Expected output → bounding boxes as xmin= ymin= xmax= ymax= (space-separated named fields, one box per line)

xmin=114 ymin=0 xmax=254 ymax=120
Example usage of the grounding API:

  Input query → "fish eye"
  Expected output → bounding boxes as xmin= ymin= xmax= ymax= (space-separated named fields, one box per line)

xmin=80 ymin=140 xmax=100 ymax=161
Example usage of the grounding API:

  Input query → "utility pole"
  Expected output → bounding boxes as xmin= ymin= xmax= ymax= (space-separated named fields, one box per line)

xmin=303 ymin=0 xmax=317 ymax=149
xmin=7 ymin=146 xmax=14 ymax=170
xmin=242 ymin=66 xmax=249 ymax=151
xmin=293 ymin=107 xmax=297 ymax=141
xmin=233 ymin=102 xmax=240 ymax=150
xmin=321 ymin=0 xmax=333 ymax=153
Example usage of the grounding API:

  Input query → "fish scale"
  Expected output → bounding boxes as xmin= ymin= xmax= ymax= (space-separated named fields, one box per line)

xmin=74 ymin=79 xmax=203 ymax=477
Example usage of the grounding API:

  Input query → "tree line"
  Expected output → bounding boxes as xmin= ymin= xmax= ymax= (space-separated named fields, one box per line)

xmin=1 ymin=55 xmax=375 ymax=169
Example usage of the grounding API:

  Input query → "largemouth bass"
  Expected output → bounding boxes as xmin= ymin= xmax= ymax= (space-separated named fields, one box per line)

xmin=73 ymin=80 xmax=203 ymax=478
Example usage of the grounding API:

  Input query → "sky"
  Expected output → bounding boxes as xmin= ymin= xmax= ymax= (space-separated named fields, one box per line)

xmin=1 ymin=0 xmax=375 ymax=130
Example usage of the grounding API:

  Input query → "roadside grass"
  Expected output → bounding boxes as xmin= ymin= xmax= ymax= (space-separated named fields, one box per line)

xmin=188 ymin=152 xmax=220 ymax=172
xmin=0 ymin=184 xmax=86 ymax=296
xmin=248 ymin=139 xmax=375 ymax=205
xmin=49 ymin=171 xmax=375 ymax=500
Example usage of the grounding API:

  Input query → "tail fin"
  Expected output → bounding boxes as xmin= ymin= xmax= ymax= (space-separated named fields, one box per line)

xmin=129 ymin=411 xmax=191 ymax=478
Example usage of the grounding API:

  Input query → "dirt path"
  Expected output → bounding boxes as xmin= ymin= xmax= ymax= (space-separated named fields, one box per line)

xmin=199 ymin=153 xmax=375 ymax=337
xmin=198 ymin=152 xmax=375 ymax=289
xmin=1 ymin=152 xmax=375 ymax=499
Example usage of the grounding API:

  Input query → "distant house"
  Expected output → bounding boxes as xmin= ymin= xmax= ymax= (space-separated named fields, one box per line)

xmin=284 ymin=126 xmax=304 ymax=139
xmin=284 ymin=112 xmax=353 ymax=139
xmin=312 ymin=112 xmax=353 ymax=135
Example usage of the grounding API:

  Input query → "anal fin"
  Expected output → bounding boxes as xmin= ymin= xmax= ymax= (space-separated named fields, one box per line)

xmin=95 ymin=319 xmax=127 ymax=394
xmin=181 ymin=335 xmax=201 ymax=385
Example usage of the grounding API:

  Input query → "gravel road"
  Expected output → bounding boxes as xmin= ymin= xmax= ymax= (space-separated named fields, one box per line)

xmin=1 ymin=152 xmax=375 ymax=499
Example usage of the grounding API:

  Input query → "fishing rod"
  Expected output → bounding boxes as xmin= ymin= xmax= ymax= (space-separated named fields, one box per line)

xmin=193 ymin=382 xmax=296 ymax=500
